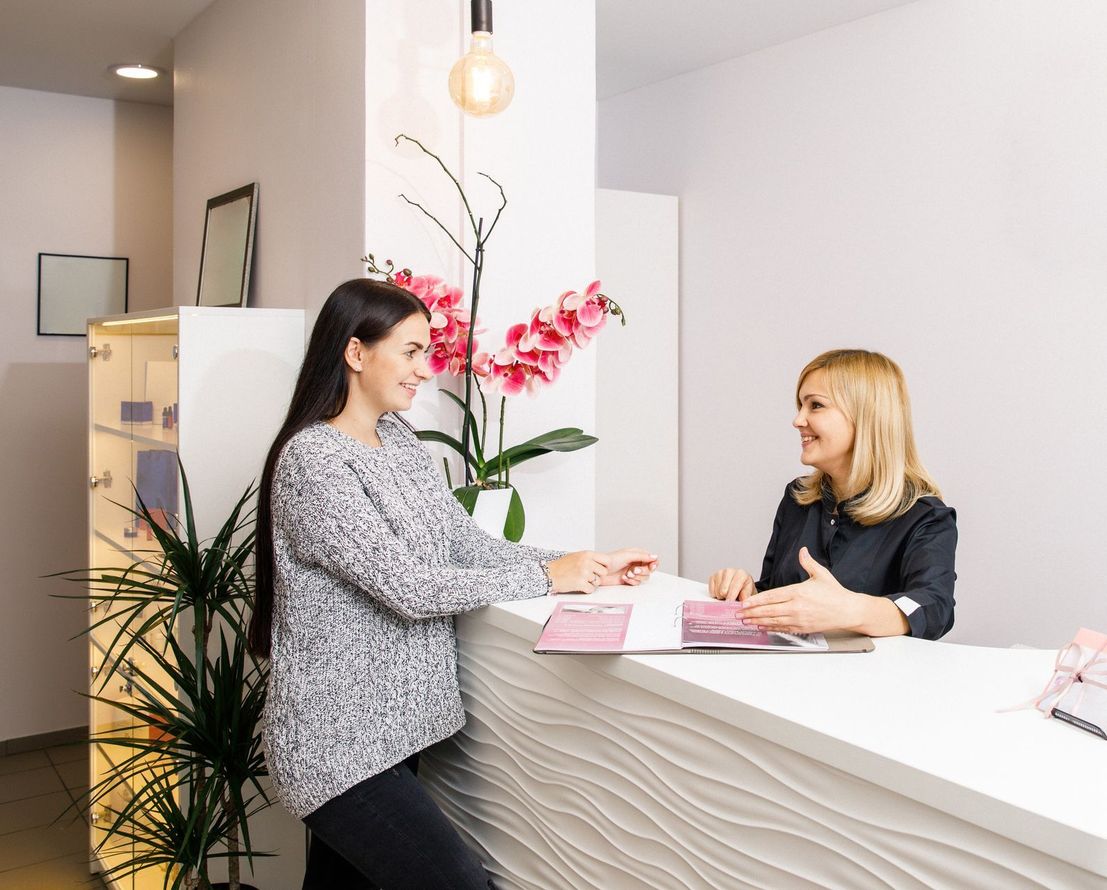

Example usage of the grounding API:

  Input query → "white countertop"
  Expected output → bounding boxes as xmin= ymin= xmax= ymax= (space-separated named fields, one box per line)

xmin=476 ymin=572 xmax=1106 ymax=877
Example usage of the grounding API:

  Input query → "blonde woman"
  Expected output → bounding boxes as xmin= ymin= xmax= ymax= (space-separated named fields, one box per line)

xmin=709 ymin=349 xmax=956 ymax=640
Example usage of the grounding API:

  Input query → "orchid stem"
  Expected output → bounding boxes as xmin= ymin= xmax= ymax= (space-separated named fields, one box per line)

xmin=461 ymin=220 xmax=484 ymax=486
xmin=395 ymin=134 xmax=479 ymax=241
xmin=390 ymin=135 xmax=528 ymax=492
xmin=498 ymin=397 xmax=507 ymax=487
xmin=397 ymin=193 xmax=475 ymax=265
xmin=479 ymin=390 xmax=488 ymax=457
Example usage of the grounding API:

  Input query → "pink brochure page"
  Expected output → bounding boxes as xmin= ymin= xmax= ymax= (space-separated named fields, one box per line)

xmin=536 ymin=602 xmax=633 ymax=652
xmin=681 ymin=601 xmax=829 ymax=650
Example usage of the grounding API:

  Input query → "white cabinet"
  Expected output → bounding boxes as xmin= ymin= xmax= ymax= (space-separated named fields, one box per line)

xmin=86 ymin=306 xmax=304 ymax=889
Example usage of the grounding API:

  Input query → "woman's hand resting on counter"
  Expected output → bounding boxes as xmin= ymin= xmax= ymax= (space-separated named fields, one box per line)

xmin=710 ymin=548 xmax=909 ymax=636
xmin=547 ymin=548 xmax=659 ymax=594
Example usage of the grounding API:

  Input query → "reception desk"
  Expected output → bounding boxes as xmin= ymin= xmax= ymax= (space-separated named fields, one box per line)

xmin=420 ymin=572 xmax=1107 ymax=889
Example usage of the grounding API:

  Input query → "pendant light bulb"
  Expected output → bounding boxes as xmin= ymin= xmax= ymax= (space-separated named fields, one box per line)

xmin=449 ymin=0 xmax=514 ymax=117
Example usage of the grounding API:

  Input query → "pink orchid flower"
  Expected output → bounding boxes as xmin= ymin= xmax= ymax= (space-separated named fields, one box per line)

xmin=427 ymin=343 xmax=453 ymax=375
xmin=470 ymin=352 xmax=492 ymax=378
xmin=558 ymin=281 xmax=607 ymax=348
xmin=502 ymin=323 xmax=541 ymax=367
xmin=484 ymin=361 xmax=528 ymax=397
xmin=391 ymin=265 xmax=614 ymax=393
xmin=527 ymin=307 xmax=570 ymax=353
xmin=537 ymin=351 xmax=561 ymax=378
xmin=403 ymin=274 xmax=437 ymax=301
xmin=577 ymin=280 xmax=605 ymax=321
xmin=397 ymin=272 xmax=483 ymax=378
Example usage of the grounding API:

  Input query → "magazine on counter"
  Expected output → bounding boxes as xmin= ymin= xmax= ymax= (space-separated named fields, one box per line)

xmin=534 ymin=600 xmax=832 ymax=654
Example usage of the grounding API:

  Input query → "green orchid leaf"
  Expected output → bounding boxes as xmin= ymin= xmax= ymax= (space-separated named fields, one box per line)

xmin=438 ymin=390 xmax=485 ymax=464
xmin=485 ymin=430 xmax=599 ymax=471
xmin=414 ymin=430 xmax=479 ymax=470
xmin=503 ymin=486 xmax=525 ymax=542
xmin=452 ymin=485 xmax=483 ymax=516
xmin=523 ymin=427 xmax=586 ymax=442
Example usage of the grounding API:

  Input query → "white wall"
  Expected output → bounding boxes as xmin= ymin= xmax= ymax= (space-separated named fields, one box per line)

xmin=595 ymin=189 xmax=679 ymax=568
xmin=599 ymin=0 xmax=1107 ymax=648
xmin=366 ymin=0 xmax=598 ymax=551
xmin=178 ymin=1 xmax=597 ymax=552
xmin=174 ymin=0 xmax=366 ymax=316
xmin=0 ymin=86 xmax=172 ymax=741
xmin=172 ymin=4 xmax=369 ymax=882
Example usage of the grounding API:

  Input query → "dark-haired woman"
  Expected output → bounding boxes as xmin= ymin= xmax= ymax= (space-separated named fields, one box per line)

xmin=248 ymin=278 xmax=658 ymax=889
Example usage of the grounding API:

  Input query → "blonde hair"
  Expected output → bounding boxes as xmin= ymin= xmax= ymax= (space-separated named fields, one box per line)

xmin=792 ymin=349 xmax=941 ymax=525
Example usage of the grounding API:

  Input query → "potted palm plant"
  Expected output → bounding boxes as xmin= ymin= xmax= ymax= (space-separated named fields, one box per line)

xmin=56 ymin=463 xmax=270 ymax=890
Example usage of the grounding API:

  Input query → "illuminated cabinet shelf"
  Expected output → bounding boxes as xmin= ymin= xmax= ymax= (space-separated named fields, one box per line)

xmin=86 ymin=306 xmax=304 ymax=890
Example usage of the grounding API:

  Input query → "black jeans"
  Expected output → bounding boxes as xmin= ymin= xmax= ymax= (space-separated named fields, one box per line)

xmin=301 ymin=753 xmax=495 ymax=890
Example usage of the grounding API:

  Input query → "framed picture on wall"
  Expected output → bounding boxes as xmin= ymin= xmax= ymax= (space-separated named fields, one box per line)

xmin=196 ymin=182 xmax=259 ymax=308
xmin=37 ymin=253 xmax=129 ymax=336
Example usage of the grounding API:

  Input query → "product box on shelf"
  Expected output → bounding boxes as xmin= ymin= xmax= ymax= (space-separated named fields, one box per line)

xmin=120 ymin=401 xmax=154 ymax=424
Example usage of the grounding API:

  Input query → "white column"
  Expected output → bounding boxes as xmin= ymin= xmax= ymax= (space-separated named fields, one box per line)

xmin=596 ymin=189 xmax=680 ymax=570
xmin=366 ymin=0 xmax=598 ymax=550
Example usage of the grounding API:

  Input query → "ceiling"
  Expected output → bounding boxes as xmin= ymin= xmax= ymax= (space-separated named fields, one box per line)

xmin=0 ymin=0 xmax=919 ymax=107
xmin=0 ymin=0 xmax=214 ymax=106
xmin=596 ymin=0 xmax=919 ymax=99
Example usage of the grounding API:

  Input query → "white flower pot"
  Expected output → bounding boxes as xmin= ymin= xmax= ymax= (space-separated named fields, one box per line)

xmin=471 ymin=487 xmax=513 ymax=539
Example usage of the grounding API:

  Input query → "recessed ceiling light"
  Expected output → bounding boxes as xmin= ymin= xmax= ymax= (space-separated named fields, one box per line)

xmin=111 ymin=64 xmax=163 ymax=80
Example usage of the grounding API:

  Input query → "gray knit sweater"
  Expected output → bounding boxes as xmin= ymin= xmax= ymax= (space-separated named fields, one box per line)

xmin=263 ymin=417 xmax=563 ymax=819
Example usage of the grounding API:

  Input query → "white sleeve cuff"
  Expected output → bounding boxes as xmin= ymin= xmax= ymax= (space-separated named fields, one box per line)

xmin=895 ymin=595 xmax=922 ymax=617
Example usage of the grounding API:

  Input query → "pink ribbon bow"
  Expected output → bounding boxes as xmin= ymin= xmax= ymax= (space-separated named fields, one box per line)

xmin=1030 ymin=639 xmax=1107 ymax=716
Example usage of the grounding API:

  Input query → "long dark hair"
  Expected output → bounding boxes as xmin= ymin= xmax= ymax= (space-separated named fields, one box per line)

xmin=248 ymin=278 xmax=431 ymax=658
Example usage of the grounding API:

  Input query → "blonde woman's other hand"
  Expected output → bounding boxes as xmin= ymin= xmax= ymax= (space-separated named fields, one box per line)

xmin=736 ymin=547 xmax=864 ymax=633
xmin=738 ymin=547 xmax=909 ymax=636
xmin=598 ymin=548 xmax=659 ymax=587
xmin=708 ymin=567 xmax=756 ymax=602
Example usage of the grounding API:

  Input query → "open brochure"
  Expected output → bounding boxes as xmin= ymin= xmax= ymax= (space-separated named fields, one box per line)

xmin=534 ymin=600 xmax=842 ymax=654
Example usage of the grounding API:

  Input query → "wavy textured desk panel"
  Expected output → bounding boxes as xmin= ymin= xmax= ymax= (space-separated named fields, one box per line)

xmin=420 ymin=616 xmax=1104 ymax=890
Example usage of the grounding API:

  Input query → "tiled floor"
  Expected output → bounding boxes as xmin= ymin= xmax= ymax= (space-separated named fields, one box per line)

xmin=0 ymin=743 xmax=107 ymax=889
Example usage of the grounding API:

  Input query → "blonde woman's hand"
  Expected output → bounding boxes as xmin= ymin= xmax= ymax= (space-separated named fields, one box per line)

xmin=708 ymin=567 xmax=756 ymax=602
xmin=598 ymin=548 xmax=659 ymax=587
xmin=736 ymin=547 xmax=864 ymax=633
xmin=547 ymin=551 xmax=612 ymax=594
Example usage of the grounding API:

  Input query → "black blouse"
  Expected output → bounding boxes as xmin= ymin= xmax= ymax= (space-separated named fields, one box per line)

xmin=755 ymin=481 xmax=957 ymax=640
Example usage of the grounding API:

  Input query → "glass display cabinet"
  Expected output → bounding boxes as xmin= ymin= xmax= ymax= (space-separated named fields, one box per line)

xmin=86 ymin=306 xmax=304 ymax=889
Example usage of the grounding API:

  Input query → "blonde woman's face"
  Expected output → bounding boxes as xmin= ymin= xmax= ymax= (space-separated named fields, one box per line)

xmin=794 ymin=368 xmax=855 ymax=483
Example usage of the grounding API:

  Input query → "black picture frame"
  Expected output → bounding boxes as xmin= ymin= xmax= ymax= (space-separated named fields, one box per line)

xmin=37 ymin=253 xmax=129 ymax=337
xmin=196 ymin=182 xmax=259 ymax=308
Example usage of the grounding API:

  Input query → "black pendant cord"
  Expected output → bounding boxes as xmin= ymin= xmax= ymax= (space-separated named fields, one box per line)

xmin=461 ymin=218 xmax=485 ymax=485
xmin=471 ymin=0 xmax=493 ymax=33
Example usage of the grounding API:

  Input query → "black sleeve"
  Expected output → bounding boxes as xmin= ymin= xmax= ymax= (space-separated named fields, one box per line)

xmin=755 ymin=488 xmax=793 ymax=592
xmin=891 ymin=505 xmax=958 ymax=640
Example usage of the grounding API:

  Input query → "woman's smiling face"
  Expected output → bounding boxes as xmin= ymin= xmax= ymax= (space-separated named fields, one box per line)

xmin=356 ymin=312 xmax=432 ymax=415
xmin=793 ymin=368 xmax=855 ymax=484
